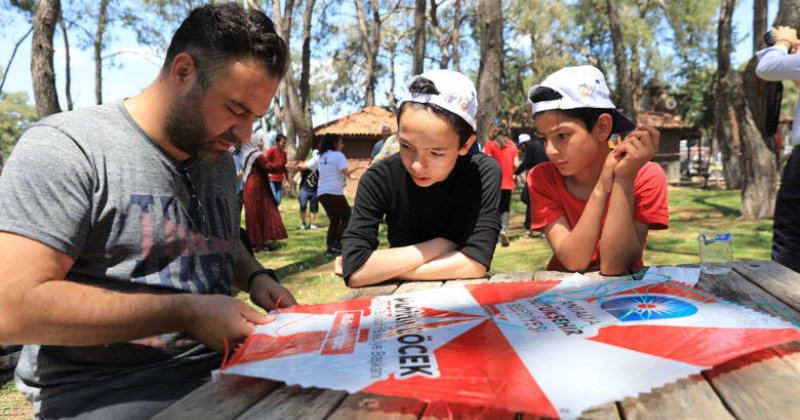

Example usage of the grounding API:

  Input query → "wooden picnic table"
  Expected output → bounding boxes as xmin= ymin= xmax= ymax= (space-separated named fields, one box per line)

xmin=154 ymin=260 xmax=800 ymax=419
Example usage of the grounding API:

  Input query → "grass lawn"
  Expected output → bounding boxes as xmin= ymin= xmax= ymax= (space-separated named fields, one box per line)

xmin=0 ymin=185 xmax=774 ymax=414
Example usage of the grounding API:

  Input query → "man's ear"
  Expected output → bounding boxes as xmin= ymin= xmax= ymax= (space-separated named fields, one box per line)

xmin=459 ymin=134 xmax=477 ymax=156
xmin=168 ymin=53 xmax=198 ymax=95
xmin=593 ymin=113 xmax=614 ymax=142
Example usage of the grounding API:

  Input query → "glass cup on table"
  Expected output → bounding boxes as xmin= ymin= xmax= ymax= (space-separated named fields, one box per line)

xmin=697 ymin=232 xmax=733 ymax=275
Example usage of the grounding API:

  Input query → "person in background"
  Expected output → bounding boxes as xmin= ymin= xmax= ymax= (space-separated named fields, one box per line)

xmin=527 ymin=65 xmax=668 ymax=275
xmin=0 ymin=4 xmax=296 ymax=417
xmin=301 ymin=134 xmax=358 ymax=255
xmin=483 ymin=121 xmax=519 ymax=247
xmin=370 ymin=124 xmax=392 ymax=164
xmin=340 ymin=69 xmax=501 ymax=287
xmin=515 ymin=133 xmax=550 ymax=236
xmin=756 ymin=25 xmax=800 ymax=273
xmin=265 ymin=133 xmax=290 ymax=206
xmin=241 ymin=133 xmax=288 ymax=251
xmin=372 ymin=127 xmax=400 ymax=164
xmin=294 ymin=149 xmax=320 ymax=230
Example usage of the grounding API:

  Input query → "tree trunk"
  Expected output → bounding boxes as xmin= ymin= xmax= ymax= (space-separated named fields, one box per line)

xmin=739 ymin=67 xmax=778 ymax=218
xmin=606 ymin=0 xmax=636 ymax=121
xmin=387 ymin=34 xmax=399 ymax=112
xmin=94 ymin=0 xmax=109 ymax=105
xmin=715 ymin=0 xmax=743 ymax=189
xmin=353 ymin=0 xmax=380 ymax=107
xmin=297 ymin=0 xmax=317 ymax=161
xmin=452 ymin=0 xmax=462 ymax=72
xmin=271 ymin=0 xmax=314 ymax=163
xmin=412 ymin=0 xmax=425 ymax=74
xmin=476 ymin=0 xmax=503 ymax=145
xmin=32 ymin=0 xmax=61 ymax=118
xmin=774 ymin=0 xmax=800 ymax=29
xmin=754 ymin=0 xmax=767 ymax=52
xmin=59 ymin=16 xmax=73 ymax=110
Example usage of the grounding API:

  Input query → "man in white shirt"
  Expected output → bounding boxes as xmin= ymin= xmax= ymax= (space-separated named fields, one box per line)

xmin=756 ymin=25 xmax=800 ymax=272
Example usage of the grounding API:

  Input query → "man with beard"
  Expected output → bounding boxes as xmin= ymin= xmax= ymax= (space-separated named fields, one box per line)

xmin=0 ymin=4 xmax=297 ymax=418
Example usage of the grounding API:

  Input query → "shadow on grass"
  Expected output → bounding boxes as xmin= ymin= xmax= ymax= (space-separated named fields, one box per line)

xmin=274 ymin=252 xmax=336 ymax=279
xmin=692 ymin=194 xmax=740 ymax=218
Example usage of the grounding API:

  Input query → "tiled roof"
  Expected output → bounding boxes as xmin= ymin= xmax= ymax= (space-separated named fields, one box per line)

xmin=636 ymin=111 xmax=690 ymax=130
xmin=314 ymin=106 xmax=398 ymax=136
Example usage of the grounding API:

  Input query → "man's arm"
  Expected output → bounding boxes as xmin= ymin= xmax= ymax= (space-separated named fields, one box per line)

xmin=0 ymin=232 xmax=271 ymax=351
xmin=232 ymin=238 xmax=297 ymax=309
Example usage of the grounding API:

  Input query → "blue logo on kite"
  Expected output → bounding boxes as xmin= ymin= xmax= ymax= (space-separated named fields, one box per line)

xmin=601 ymin=295 xmax=697 ymax=321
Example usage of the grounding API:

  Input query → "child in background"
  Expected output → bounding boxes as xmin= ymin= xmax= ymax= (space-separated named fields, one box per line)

xmin=527 ymin=65 xmax=668 ymax=275
xmin=483 ymin=121 xmax=519 ymax=247
xmin=340 ymin=69 xmax=502 ymax=287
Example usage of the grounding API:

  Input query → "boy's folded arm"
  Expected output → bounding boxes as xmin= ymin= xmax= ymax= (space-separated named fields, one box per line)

xmin=395 ymin=250 xmax=486 ymax=281
xmin=345 ymin=238 xmax=456 ymax=287
xmin=599 ymin=179 xmax=647 ymax=275
xmin=547 ymin=182 xmax=612 ymax=272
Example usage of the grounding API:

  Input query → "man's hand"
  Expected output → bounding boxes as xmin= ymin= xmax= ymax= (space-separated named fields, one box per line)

xmin=184 ymin=294 xmax=274 ymax=352
xmin=250 ymin=274 xmax=297 ymax=310
xmin=612 ymin=125 xmax=660 ymax=182
xmin=774 ymin=26 xmax=799 ymax=46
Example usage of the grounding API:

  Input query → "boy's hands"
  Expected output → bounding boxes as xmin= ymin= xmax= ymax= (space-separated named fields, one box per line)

xmin=612 ymin=125 xmax=660 ymax=182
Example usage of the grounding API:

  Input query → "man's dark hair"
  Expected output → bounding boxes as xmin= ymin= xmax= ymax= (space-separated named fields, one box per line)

xmin=275 ymin=133 xmax=287 ymax=143
xmin=318 ymin=133 xmax=341 ymax=154
xmin=528 ymin=86 xmax=612 ymax=133
xmin=398 ymin=77 xmax=475 ymax=148
xmin=161 ymin=3 xmax=289 ymax=89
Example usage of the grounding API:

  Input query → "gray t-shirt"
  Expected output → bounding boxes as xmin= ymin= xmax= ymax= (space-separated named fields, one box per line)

xmin=0 ymin=102 xmax=239 ymax=405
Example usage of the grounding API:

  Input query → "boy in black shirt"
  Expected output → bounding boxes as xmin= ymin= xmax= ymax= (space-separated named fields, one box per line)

xmin=340 ymin=69 xmax=501 ymax=287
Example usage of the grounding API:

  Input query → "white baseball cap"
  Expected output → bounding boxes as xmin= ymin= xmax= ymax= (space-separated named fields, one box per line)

xmin=518 ymin=133 xmax=531 ymax=144
xmin=400 ymin=69 xmax=478 ymax=131
xmin=527 ymin=65 xmax=636 ymax=134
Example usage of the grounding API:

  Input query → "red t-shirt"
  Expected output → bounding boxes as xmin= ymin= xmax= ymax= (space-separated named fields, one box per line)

xmin=483 ymin=139 xmax=518 ymax=190
xmin=265 ymin=146 xmax=288 ymax=182
xmin=528 ymin=161 xmax=669 ymax=271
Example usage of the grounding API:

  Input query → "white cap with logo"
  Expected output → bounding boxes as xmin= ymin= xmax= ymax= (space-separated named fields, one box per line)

xmin=527 ymin=65 xmax=636 ymax=134
xmin=399 ymin=69 xmax=478 ymax=131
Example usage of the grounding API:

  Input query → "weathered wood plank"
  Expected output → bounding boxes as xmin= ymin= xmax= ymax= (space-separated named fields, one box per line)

xmin=394 ymin=281 xmax=444 ymax=294
xmin=691 ymin=266 xmax=800 ymax=418
xmin=420 ymin=401 xmax=516 ymax=419
xmin=236 ymin=385 xmax=347 ymax=420
xmin=444 ymin=278 xmax=488 ymax=286
xmin=153 ymin=375 xmax=280 ymax=420
xmin=732 ymin=260 xmax=800 ymax=312
xmin=340 ymin=283 xmax=400 ymax=300
xmin=705 ymin=347 xmax=800 ymax=418
xmin=533 ymin=271 xmax=573 ymax=281
xmin=577 ymin=402 xmax=621 ymax=420
xmin=619 ymin=375 xmax=733 ymax=419
xmin=489 ymin=272 xmax=534 ymax=282
xmin=697 ymin=265 xmax=800 ymax=322
xmin=326 ymin=392 xmax=426 ymax=420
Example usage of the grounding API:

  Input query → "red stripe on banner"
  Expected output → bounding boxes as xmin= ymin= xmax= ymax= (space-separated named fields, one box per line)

xmin=589 ymin=325 xmax=800 ymax=366
xmin=467 ymin=281 xmax=561 ymax=307
xmin=363 ymin=320 xmax=559 ymax=417
xmin=322 ymin=311 xmax=362 ymax=355
xmin=277 ymin=297 xmax=375 ymax=316
xmin=358 ymin=328 xmax=370 ymax=343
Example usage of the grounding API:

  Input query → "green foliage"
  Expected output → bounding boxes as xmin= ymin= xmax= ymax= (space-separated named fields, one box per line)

xmin=782 ymin=80 xmax=799 ymax=117
xmin=0 ymin=91 xmax=37 ymax=160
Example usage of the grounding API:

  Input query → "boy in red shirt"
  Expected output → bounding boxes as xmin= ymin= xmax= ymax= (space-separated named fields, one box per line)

xmin=527 ymin=65 xmax=668 ymax=275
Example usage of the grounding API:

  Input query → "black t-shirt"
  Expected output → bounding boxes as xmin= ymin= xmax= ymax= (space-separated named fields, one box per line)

xmin=341 ymin=153 xmax=502 ymax=281
xmin=300 ymin=168 xmax=318 ymax=191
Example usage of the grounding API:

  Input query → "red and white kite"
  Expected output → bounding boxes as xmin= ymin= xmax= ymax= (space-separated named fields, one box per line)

xmin=220 ymin=275 xmax=800 ymax=418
